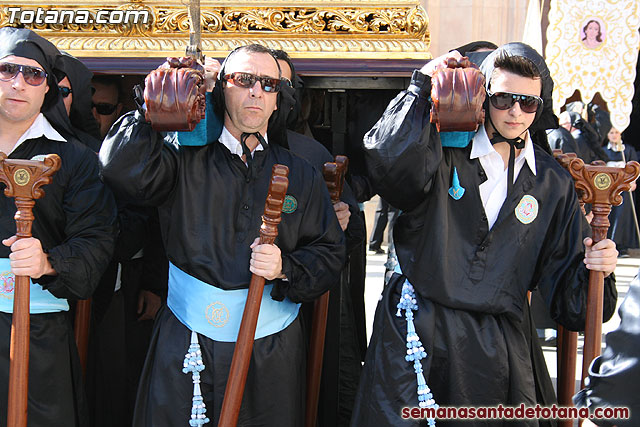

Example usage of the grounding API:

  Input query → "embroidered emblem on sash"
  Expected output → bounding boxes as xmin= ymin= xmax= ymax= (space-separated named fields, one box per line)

xmin=515 ymin=195 xmax=538 ymax=224
xmin=13 ymin=169 xmax=30 ymax=186
xmin=448 ymin=167 xmax=465 ymax=200
xmin=205 ymin=301 xmax=229 ymax=328
xmin=593 ymin=173 xmax=612 ymax=190
xmin=0 ymin=271 xmax=14 ymax=298
xmin=282 ymin=195 xmax=297 ymax=213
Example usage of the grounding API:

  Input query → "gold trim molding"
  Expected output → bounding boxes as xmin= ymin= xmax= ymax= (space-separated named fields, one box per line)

xmin=0 ymin=1 xmax=431 ymax=60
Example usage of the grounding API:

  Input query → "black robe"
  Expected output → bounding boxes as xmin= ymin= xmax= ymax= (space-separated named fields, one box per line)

xmin=546 ymin=127 xmax=581 ymax=157
xmin=604 ymin=144 xmax=639 ymax=251
xmin=99 ymin=111 xmax=346 ymax=426
xmin=351 ymin=72 xmax=617 ymax=426
xmin=287 ymin=130 xmax=366 ymax=427
xmin=0 ymin=134 xmax=118 ymax=426
xmin=574 ymin=270 xmax=640 ymax=426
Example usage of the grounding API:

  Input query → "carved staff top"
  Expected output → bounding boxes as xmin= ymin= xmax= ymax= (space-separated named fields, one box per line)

xmin=0 ymin=153 xmax=61 ymax=202
xmin=568 ymin=158 xmax=640 ymax=209
xmin=322 ymin=155 xmax=348 ymax=204
xmin=0 ymin=153 xmax=61 ymax=240
xmin=568 ymin=157 xmax=640 ymax=241
xmin=258 ymin=164 xmax=289 ymax=245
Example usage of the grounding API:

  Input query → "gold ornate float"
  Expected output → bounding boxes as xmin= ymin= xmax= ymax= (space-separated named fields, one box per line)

xmin=0 ymin=1 xmax=431 ymax=60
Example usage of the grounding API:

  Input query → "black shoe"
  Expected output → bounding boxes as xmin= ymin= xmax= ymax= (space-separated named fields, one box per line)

xmin=369 ymin=247 xmax=385 ymax=254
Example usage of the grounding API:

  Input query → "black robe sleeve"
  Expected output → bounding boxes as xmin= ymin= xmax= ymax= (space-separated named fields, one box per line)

xmin=37 ymin=147 xmax=118 ymax=300
xmin=341 ymin=183 xmax=365 ymax=255
xmin=99 ymin=111 xmax=179 ymax=206
xmin=272 ymin=168 xmax=347 ymax=302
xmin=530 ymin=179 xmax=617 ymax=331
xmin=363 ymin=71 xmax=442 ymax=211
xmin=573 ymin=272 xmax=640 ymax=426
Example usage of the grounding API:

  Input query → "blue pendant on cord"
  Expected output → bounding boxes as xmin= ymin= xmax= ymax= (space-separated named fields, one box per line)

xmin=448 ymin=167 xmax=465 ymax=200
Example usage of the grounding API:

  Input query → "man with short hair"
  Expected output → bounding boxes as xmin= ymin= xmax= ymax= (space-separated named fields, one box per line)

xmin=92 ymin=75 xmax=123 ymax=138
xmin=100 ymin=44 xmax=345 ymax=427
xmin=352 ymin=43 xmax=619 ymax=426
xmin=0 ymin=27 xmax=118 ymax=426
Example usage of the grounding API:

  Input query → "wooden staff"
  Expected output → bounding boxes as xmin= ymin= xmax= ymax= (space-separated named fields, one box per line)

xmin=305 ymin=155 xmax=348 ymax=427
xmin=552 ymin=151 xmax=581 ymax=425
xmin=218 ymin=164 xmax=289 ymax=427
xmin=566 ymin=158 xmax=640 ymax=390
xmin=74 ymin=299 xmax=91 ymax=376
xmin=0 ymin=153 xmax=61 ymax=427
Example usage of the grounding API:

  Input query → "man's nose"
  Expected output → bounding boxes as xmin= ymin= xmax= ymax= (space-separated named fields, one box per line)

xmin=10 ymin=71 xmax=27 ymax=90
xmin=509 ymin=101 xmax=523 ymax=116
xmin=249 ymin=81 xmax=264 ymax=97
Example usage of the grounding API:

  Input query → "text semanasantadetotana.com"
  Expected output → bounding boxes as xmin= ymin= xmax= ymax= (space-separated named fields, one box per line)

xmin=401 ymin=404 xmax=629 ymax=421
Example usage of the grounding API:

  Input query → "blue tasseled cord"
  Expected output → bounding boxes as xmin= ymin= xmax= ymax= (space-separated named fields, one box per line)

xmin=182 ymin=330 xmax=210 ymax=426
xmin=396 ymin=280 xmax=438 ymax=426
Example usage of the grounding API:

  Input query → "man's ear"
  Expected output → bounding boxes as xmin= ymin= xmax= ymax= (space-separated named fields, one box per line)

xmin=116 ymin=103 xmax=123 ymax=116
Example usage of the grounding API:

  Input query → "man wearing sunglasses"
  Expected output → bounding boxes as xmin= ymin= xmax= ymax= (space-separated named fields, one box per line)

xmin=0 ymin=28 xmax=118 ymax=426
xmin=352 ymin=42 xmax=619 ymax=426
xmin=100 ymin=44 xmax=345 ymax=427
xmin=92 ymin=75 xmax=124 ymax=139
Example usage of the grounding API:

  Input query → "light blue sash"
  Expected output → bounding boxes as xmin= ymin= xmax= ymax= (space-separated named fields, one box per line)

xmin=167 ymin=262 xmax=300 ymax=343
xmin=0 ymin=258 xmax=69 ymax=314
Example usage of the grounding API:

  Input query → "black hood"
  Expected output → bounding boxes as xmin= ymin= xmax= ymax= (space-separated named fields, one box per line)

xmin=0 ymin=28 xmax=80 ymax=143
xmin=480 ymin=42 xmax=557 ymax=134
xmin=453 ymin=40 xmax=497 ymax=66
xmin=0 ymin=27 xmax=60 ymax=111
xmin=53 ymin=52 xmax=102 ymax=142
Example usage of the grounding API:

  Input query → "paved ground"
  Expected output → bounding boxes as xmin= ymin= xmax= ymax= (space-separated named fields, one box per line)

xmin=362 ymin=195 xmax=640 ymax=413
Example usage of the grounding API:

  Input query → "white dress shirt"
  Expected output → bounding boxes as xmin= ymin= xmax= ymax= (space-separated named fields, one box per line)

xmin=470 ymin=125 xmax=537 ymax=229
xmin=218 ymin=127 xmax=266 ymax=165
xmin=10 ymin=113 xmax=66 ymax=155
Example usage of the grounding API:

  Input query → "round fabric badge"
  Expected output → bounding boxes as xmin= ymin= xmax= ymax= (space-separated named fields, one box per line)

xmin=282 ymin=194 xmax=297 ymax=214
xmin=515 ymin=195 xmax=538 ymax=225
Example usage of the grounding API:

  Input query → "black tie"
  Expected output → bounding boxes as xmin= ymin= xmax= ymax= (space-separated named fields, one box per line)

xmin=489 ymin=124 xmax=526 ymax=199
xmin=240 ymin=132 xmax=267 ymax=181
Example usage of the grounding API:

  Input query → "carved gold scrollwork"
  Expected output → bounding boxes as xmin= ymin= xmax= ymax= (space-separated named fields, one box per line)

xmin=0 ymin=2 xmax=430 ymax=59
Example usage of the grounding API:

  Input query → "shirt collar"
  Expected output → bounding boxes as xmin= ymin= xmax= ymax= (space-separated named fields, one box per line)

xmin=11 ymin=113 xmax=66 ymax=154
xmin=218 ymin=126 xmax=267 ymax=158
xmin=607 ymin=141 xmax=624 ymax=151
xmin=470 ymin=125 xmax=536 ymax=175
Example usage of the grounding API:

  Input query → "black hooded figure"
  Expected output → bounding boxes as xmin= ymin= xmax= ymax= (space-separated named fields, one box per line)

xmin=50 ymin=52 xmax=102 ymax=151
xmin=565 ymin=102 xmax=608 ymax=163
xmin=0 ymin=27 xmax=118 ymax=427
xmin=351 ymin=42 xmax=618 ymax=426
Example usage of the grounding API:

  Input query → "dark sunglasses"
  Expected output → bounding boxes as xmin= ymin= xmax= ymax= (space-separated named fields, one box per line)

xmin=92 ymin=102 xmax=118 ymax=115
xmin=223 ymin=72 xmax=281 ymax=93
xmin=0 ymin=62 xmax=48 ymax=86
xmin=59 ymin=86 xmax=72 ymax=98
xmin=488 ymin=91 xmax=543 ymax=114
